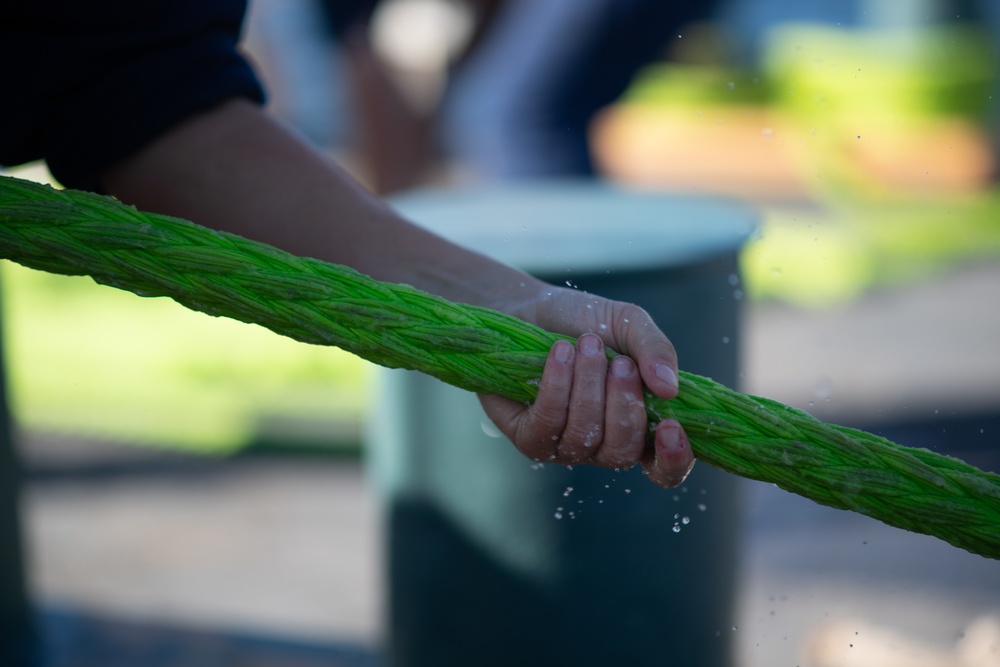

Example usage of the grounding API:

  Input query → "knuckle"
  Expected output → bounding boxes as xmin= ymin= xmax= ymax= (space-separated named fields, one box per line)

xmin=515 ymin=426 xmax=560 ymax=462
xmin=594 ymin=429 xmax=644 ymax=470
xmin=594 ymin=449 xmax=639 ymax=470
xmin=558 ymin=423 xmax=603 ymax=462
xmin=526 ymin=410 xmax=566 ymax=441
xmin=517 ymin=439 xmax=558 ymax=462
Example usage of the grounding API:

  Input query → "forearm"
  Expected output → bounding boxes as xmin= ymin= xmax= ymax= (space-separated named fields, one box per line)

xmin=96 ymin=97 xmax=689 ymax=485
xmin=99 ymin=98 xmax=547 ymax=315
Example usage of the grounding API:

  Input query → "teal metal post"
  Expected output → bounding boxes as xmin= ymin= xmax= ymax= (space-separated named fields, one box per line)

xmin=370 ymin=183 xmax=756 ymax=667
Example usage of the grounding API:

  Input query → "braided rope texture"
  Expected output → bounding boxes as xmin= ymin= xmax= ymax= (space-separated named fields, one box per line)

xmin=2 ymin=175 xmax=998 ymax=559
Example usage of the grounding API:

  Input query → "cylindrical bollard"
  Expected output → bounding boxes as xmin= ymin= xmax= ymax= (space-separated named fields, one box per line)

xmin=369 ymin=182 xmax=756 ymax=666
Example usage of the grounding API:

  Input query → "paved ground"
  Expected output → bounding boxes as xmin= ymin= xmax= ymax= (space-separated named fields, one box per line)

xmin=13 ymin=259 xmax=1000 ymax=666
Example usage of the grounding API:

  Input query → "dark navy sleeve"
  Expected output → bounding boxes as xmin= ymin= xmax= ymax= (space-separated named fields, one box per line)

xmin=0 ymin=0 xmax=266 ymax=191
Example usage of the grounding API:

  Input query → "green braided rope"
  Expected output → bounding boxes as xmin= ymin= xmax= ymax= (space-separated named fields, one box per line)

xmin=2 ymin=175 xmax=998 ymax=560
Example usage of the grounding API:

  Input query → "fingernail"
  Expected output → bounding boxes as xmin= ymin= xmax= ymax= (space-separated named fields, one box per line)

xmin=579 ymin=334 xmax=602 ymax=355
xmin=610 ymin=356 xmax=634 ymax=378
xmin=553 ymin=340 xmax=572 ymax=363
xmin=655 ymin=364 xmax=679 ymax=391
xmin=659 ymin=421 xmax=680 ymax=451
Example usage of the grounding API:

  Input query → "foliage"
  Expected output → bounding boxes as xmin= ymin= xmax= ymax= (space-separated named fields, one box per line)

xmin=1 ymin=262 xmax=371 ymax=454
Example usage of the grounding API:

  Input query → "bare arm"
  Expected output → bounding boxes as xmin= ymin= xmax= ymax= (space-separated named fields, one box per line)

xmin=101 ymin=98 xmax=693 ymax=486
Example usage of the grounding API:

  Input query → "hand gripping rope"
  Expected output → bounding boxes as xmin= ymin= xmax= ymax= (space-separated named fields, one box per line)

xmin=2 ymin=175 xmax=998 ymax=559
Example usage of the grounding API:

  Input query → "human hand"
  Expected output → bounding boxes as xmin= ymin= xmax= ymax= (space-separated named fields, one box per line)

xmin=478 ymin=286 xmax=695 ymax=488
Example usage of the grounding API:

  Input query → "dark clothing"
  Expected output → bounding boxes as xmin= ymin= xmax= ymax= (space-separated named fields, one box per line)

xmin=316 ymin=0 xmax=378 ymax=39
xmin=0 ymin=0 xmax=265 ymax=191
xmin=441 ymin=0 xmax=717 ymax=178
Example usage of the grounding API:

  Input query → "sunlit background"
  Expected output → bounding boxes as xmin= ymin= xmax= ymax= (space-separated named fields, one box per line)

xmin=3 ymin=0 xmax=1000 ymax=665
xmin=6 ymin=0 xmax=1000 ymax=451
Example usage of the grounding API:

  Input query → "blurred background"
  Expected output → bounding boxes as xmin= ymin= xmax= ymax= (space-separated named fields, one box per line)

xmin=3 ymin=0 xmax=1000 ymax=665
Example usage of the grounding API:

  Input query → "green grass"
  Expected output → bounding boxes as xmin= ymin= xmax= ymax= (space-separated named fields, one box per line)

xmin=1 ymin=261 xmax=373 ymax=455
xmin=625 ymin=23 xmax=995 ymax=121
xmin=741 ymin=192 xmax=1000 ymax=307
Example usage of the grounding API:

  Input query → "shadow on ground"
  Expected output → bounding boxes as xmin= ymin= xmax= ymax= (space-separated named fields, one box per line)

xmin=37 ymin=606 xmax=380 ymax=667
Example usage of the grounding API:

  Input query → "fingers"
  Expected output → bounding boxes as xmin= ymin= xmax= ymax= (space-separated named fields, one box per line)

xmin=477 ymin=338 xmax=574 ymax=463
xmin=479 ymin=325 xmax=696 ymax=489
xmin=609 ymin=302 xmax=680 ymax=400
xmin=641 ymin=419 xmax=696 ymax=488
xmin=592 ymin=355 xmax=647 ymax=469
xmin=479 ymin=334 xmax=652 ymax=470
xmin=557 ymin=333 xmax=609 ymax=462
xmin=532 ymin=289 xmax=679 ymax=401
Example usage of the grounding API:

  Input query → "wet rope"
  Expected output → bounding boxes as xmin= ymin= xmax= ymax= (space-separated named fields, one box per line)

xmin=2 ymin=175 xmax=998 ymax=559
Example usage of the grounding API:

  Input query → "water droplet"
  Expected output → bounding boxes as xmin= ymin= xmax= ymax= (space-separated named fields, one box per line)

xmin=672 ymin=525 xmax=682 ymax=533
xmin=728 ymin=274 xmax=740 ymax=286
xmin=480 ymin=420 xmax=503 ymax=438
xmin=682 ymin=516 xmax=690 ymax=525
xmin=722 ymin=336 xmax=730 ymax=344
xmin=563 ymin=486 xmax=574 ymax=497
xmin=814 ymin=376 xmax=833 ymax=401
xmin=554 ymin=509 xmax=563 ymax=520
xmin=697 ymin=503 xmax=707 ymax=511
xmin=728 ymin=81 xmax=735 ymax=90
xmin=624 ymin=488 xmax=632 ymax=494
